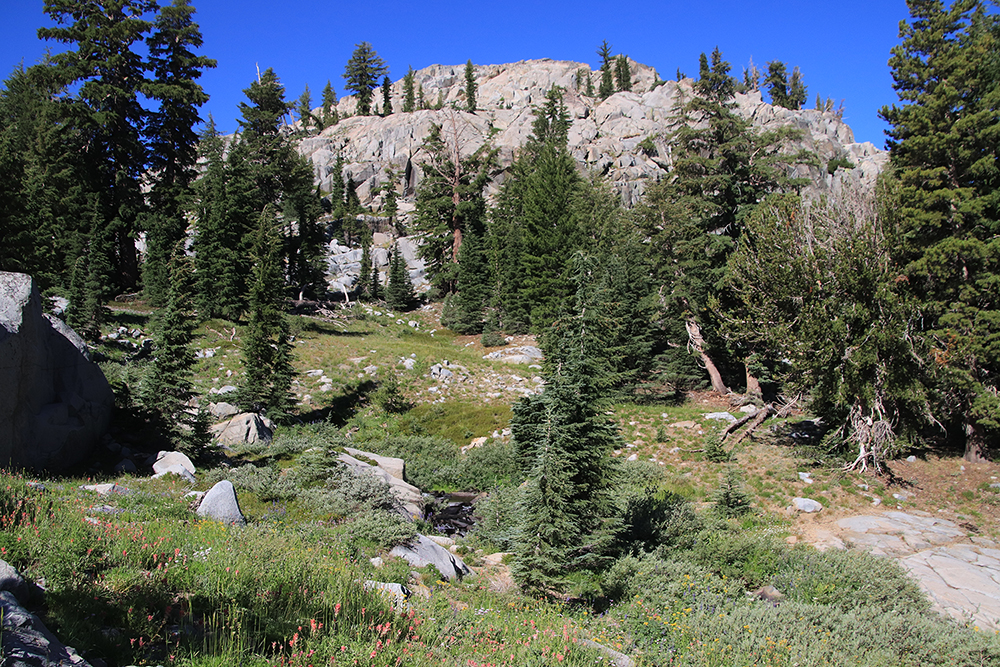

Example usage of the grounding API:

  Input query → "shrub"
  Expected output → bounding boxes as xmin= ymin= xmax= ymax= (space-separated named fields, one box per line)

xmin=615 ymin=486 xmax=700 ymax=555
xmin=346 ymin=510 xmax=417 ymax=550
xmin=456 ymin=439 xmax=520 ymax=490
xmin=481 ymin=329 xmax=507 ymax=347
xmin=471 ymin=484 xmax=522 ymax=551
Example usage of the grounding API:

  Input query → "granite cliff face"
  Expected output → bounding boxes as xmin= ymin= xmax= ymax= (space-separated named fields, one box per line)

xmin=294 ymin=58 xmax=886 ymax=212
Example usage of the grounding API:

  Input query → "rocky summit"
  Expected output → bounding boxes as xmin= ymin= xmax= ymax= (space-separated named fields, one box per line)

xmin=294 ymin=59 xmax=884 ymax=210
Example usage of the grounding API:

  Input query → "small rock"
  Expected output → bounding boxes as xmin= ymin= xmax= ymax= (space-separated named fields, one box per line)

xmin=792 ymin=497 xmax=823 ymax=513
xmin=798 ymin=472 xmax=813 ymax=484
xmin=370 ymin=556 xmax=384 ymax=567
xmin=906 ymin=455 xmax=917 ymax=462
xmin=704 ymin=412 xmax=737 ymax=423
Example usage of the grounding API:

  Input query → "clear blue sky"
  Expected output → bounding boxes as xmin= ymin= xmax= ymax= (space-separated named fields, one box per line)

xmin=3 ymin=0 xmax=908 ymax=147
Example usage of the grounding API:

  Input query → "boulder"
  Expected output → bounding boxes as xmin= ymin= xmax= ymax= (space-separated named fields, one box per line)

xmin=390 ymin=534 xmax=471 ymax=580
xmin=196 ymin=480 xmax=245 ymax=525
xmin=153 ymin=450 xmax=196 ymax=476
xmin=0 ymin=560 xmax=37 ymax=605
xmin=210 ymin=413 xmax=273 ymax=446
xmin=343 ymin=447 xmax=405 ymax=481
xmin=793 ymin=497 xmax=824 ymax=513
xmin=0 ymin=272 xmax=114 ymax=471
xmin=0 ymin=590 xmax=92 ymax=666
xmin=152 ymin=464 xmax=196 ymax=483
xmin=209 ymin=401 xmax=240 ymax=421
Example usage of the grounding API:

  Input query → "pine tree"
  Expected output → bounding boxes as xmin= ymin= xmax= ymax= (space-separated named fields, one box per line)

xmin=447 ymin=215 xmax=491 ymax=333
xmin=39 ymin=0 xmax=155 ymax=290
xmin=615 ymin=54 xmax=632 ymax=92
xmin=764 ymin=61 xmax=790 ymax=108
xmin=879 ymin=0 xmax=1000 ymax=462
xmin=357 ymin=239 xmax=372 ymax=299
xmin=413 ymin=117 xmax=496 ymax=294
xmin=597 ymin=40 xmax=615 ymax=99
xmin=145 ymin=242 xmax=207 ymax=455
xmin=343 ymin=42 xmax=387 ymax=115
xmin=320 ymin=80 xmax=338 ymax=128
xmin=787 ymin=67 xmax=807 ymax=110
xmin=512 ymin=254 xmax=622 ymax=593
xmin=381 ymin=75 xmax=393 ymax=115
xmin=143 ymin=0 xmax=215 ymax=306
xmin=239 ymin=206 xmax=293 ymax=418
xmin=402 ymin=66 xmax=416 ymax=112
xmin=386 ymin=246 xmax=417 ymax=311
xmin=67 ymin=196 xmax=113 ymax=340
xmin=637 ymin=48 xmax=813 ymax=395
xmin=464 ymin=59 xmax=477 ymax=111
xmin=297 ymin=83 xmax=313 ymax=128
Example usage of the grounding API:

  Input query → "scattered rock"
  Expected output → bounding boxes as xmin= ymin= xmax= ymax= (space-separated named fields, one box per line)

xmin=798 ymin=472 xmax=813 ymax=484
xmin=751 ymin=585 xmax=785 ymax=603
xmin=80 ymin=483 xmax=127 ymax=496
xmin=906 ymin=455 xmax=917 ymax=462
xmin=196 ymin=480 xmax=245 ymax=526
xmin=338 ymin=449 xmax=423 ymax=520
xmin=704 ymin=412 xmax=737 ymax=423
xmin=390 ymin=534 xmax=471 ymax=581
xmin=668 ymin=420 xmax=698 ymax=429
xmin=426 ymin=535 xmax=455 ymax=548
xmin=152 ymin=464 xmax=196 ymax=484
xmin=792 ymin=497 xmax=823 ymax=513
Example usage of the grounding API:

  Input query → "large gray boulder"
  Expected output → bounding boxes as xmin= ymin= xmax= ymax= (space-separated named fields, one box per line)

xmin=0 ymin=273 xmax=113 ymax=471
xmin=210 ymin=412 xmax=273 ymax=447
xmin=390 ymin=534 xmax=471 ymax=580
xmin=1 ymin=590 xmax=92 ymax=666
xmin=196 ymin=480 xmax=245 ymax=525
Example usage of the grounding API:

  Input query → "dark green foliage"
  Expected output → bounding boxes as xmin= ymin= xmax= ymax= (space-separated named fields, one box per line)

xmin=464 ymin=59 xmax=477 ymax=111
xmin=722 ymin=190 xmax=927 ymax=470
xmin=320 ymin=80 xmax=338 ymax=128
xmin=764 ymin=60 xmax=789 ymax=107
xmin=380 ymin=75 xmax=392 ymax=115
xmin=238 ymin=207 xmax=294 ymax=419
xmin=413 ymin=121 xmax=496 ymax=294
xmin=369 ymin=373 xmax=411 ymax=414
xmin=0 ymin=63 xmax=92 ymax=291
xmin=702 ymin=433 xmax=731 ymax=462
xmin=402 ymin=67 xmax=416 ymax=112
xmin=614 ymin=54 xmax=631 ymax=92
xmin=142 ymin=0 xmax=215 ymax=307
xmin=712 ymin=466 xmax=753 ymax=517
xmin=615 ymin=485 xmax=699 ymax=555
xmin=480 ymin=309 xmax=507 ymax=347
xmin=879 ymin=0 xmax=1000 ymax=462
xmin=511 ymin=252 xmax=622 ymax=594
xmin=144 ymin=244 xmax=208 ymax=456
xmin=296 ymin=83 xmax=313 ymax=128
xmin=788 ymin=66 xmax=807 ymax=110
xmin=40 ymin=0 xmax=156 ymax=291
xmin=491 ymin=87 xmax=582 ymax=331
xmin=343 ymin=42 xmax=387 ymax=115
xmin=636 ymin=47 xmax=813 ymax=395
xmin=67 ymin=200 xmax=113 ymax=341
xmin=385 ymin=247 xmax=417 ymax=311
xmin=472 ymin=485 xmax=522 ymax=551
xmin=597 ymin=40 xmax=614 ymax=99
xmin=445 ymin=217 xmax=491 ymax=333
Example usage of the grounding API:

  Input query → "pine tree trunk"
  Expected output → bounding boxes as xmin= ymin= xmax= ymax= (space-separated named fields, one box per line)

xmin=685 ymin=317 xmax=729 ymax=394
xmin=745 ymin=367 xmax=762 ymax=398
xmin=964 ymin=421 xmax=988 ymax=463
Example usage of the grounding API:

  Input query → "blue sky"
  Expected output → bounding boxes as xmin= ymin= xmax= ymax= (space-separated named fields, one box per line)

xmin=3 ymin=0 xmax=907 ymax=147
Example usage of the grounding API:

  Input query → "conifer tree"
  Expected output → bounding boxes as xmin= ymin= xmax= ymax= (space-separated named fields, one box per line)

xmin=512 ymin=254 xmax=622 ymax=593
xmin=402 ymin=67 xmax=416 ymax=112
xmin=615 ymin=54 xmax=632 ymax=92
xmin=413 ymin=117 xmax=496 ymax=294
xmin=67 ymin=196 xmax=113 ymax=340
xmin=597 ymin=40 xmax=615 ymax=99
xmin=788 ymin=66 xmax=807 ymax=110
xmin=297 ymin=83 xmax=313 ymax=128
xmin=343 ymin=42 xmax=388 ymax=115
xmin=320 ymin=80 xmax=338 ymax=128
xmin=145 ymin=242 xmax=209 ymax=455
xmin=239 ymin=206 xmax=294 ymax=418
xmin=386 ymin=246 xmax=417 ymax=311
xmin=464 ymin=59 xmax=477 ymax=111
xmin=357 ymin=239 xmax=372 ymax=299
xmin=381 ymin=75 xmax=393 ymax=115
xmin=143 ymin=0 xmax=215 ymax=306
xmin=879 ymin=0 xmax=1000 ymax=462
xmin=637 ymin=48 xmax=813 ymax=395
xmin=764 ymin=61 xmax=790 ymax=108
xmin=39 ymin=0 xmax=155 ymax=290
